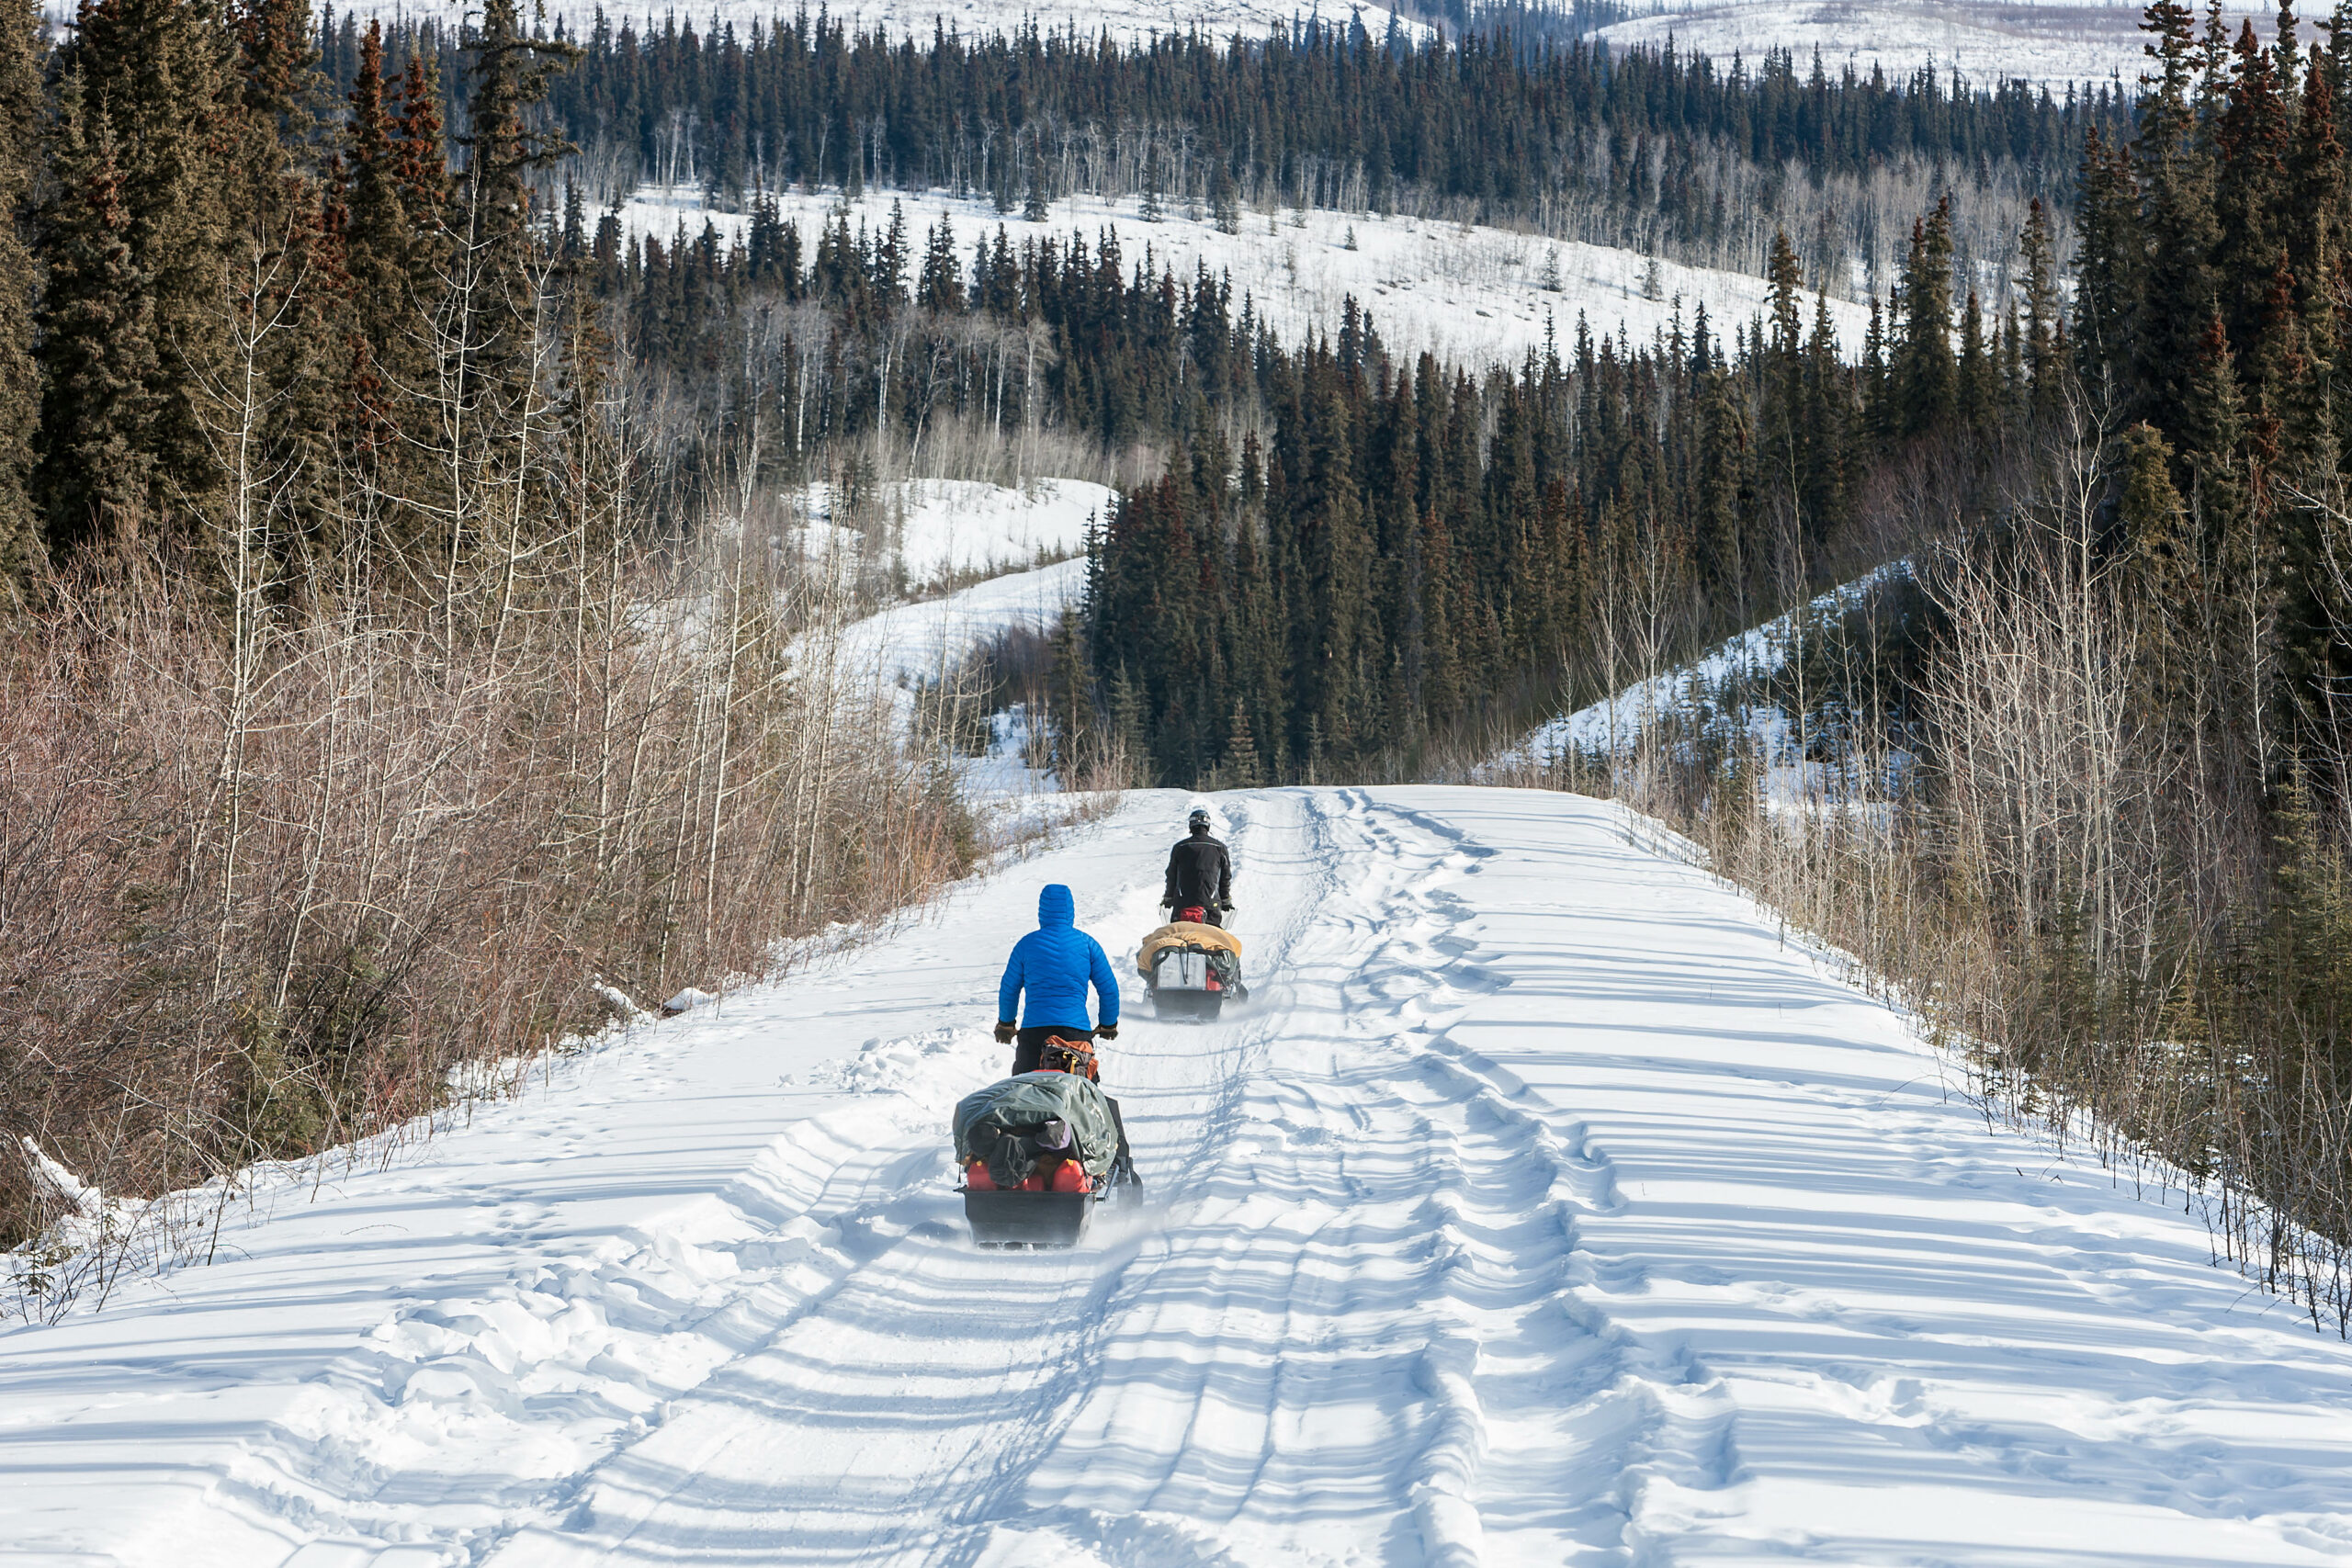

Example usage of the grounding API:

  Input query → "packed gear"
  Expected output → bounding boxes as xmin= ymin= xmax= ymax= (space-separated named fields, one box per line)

xmin=955 ymin=1040 xmax=1140 ymax=1247
xmin=1163 ymin=813 xmax=1233 ymax=927
xmin=1137 ymin=910 xmax=1248 ymax=1021
xmin=996 ymin=884 xmax=1119 ymax=1066
xmin=1012 ymin=1023 xmax=1093 ymax=1077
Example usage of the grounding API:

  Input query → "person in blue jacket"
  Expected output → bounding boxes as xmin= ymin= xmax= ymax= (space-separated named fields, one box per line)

xmin=995 ymin=883 xmax=1121 ymax=1075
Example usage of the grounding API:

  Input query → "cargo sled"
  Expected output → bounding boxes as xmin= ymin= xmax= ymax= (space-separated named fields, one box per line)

xmin=1136 ymin=910 xmax=1247 ymax=1022
xmin=954 ymin=1052 xmax=1139 ymax=1248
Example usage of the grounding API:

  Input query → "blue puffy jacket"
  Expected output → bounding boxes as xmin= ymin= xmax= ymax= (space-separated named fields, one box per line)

xmin=999 ymin=884 xmax=1120 ymax=1029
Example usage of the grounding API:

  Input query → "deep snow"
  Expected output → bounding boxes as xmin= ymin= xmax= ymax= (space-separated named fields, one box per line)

xmin=6 ymin=786 xmax=2351 ymax=1566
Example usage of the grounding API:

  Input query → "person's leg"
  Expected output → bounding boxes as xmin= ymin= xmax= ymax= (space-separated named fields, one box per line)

xmin=1012 ymin=1027 xmax=1046 ymax=1075
xmin=1198 ymin=904 xmax=1223 ymax=928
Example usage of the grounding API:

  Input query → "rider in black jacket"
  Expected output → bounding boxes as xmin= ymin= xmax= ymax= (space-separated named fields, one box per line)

xmin=1162 ymin=807 xmax=1233 ymax=927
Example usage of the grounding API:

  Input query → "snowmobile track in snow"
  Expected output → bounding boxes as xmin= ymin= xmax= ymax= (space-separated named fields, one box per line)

xmin=8 ymin=787 xmax=2352 ymax=1568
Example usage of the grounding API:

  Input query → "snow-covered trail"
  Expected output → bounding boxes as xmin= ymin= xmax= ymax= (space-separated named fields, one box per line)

xmin=6 ymin=789 xmax=2352 ymax=1567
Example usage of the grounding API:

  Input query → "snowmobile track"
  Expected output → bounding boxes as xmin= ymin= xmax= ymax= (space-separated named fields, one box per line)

xmin=11 ymin=786 xmax=2352 ymax=1568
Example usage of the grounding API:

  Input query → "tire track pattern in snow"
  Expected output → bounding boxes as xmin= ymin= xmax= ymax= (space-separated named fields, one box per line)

xmin=20 ymin=786 xmax=2352 ymax=1567
xmin=199 ymin=1037 xmax=998 ymax=1562
xmin=460 ymin=789 xmax=1711 ymax=1568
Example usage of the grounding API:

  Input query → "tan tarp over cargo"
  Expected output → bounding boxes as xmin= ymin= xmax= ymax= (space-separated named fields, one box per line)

xmin=1136 ymin=919 xmax=1244 ymax=976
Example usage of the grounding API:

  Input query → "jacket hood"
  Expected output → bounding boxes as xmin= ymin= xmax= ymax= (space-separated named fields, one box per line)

xmin=1036 ymin=884 xmax=1075 ymax=929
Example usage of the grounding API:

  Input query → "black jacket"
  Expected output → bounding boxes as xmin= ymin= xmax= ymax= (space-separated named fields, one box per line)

xmin=1164 ymin=832 xmax=1232 ymax=907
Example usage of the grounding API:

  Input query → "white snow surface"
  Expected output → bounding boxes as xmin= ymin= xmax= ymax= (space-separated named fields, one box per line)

xmin=824 ymin=556 xmax=1084 ymax=693
xmin=1594 ymin=1 xmax=2168 ymax=92
xmin=7 ymin=786 xmax=2352 ymax=1565
xmin=797 ymin=476 xmax=1110 ymax=592
xmin=621 ymin=184 xmax=1874 ymax=368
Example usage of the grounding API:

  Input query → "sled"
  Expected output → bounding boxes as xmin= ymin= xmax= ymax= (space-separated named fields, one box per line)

xmin=1150 ymin=947 xmax=1232 ymax=1021
xmin=960 ymin=1145 xmax=1140 ymax=1248
xmin=963 ymin=1188 xmax=1092 ymax=1248
xmin=953 ymin=1073 xmax=1140 ymax=1248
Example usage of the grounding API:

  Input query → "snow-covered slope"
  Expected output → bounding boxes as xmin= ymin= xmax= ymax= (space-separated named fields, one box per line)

xmin=48 ymin=0 xmax=1429 ymax=46
xmin=622 ymin=185 xmax=1874 ymax=368
xmin=797 ymin=476 xmax=1110 ymax=593
xmin=824 ymin=556 xmax=1084 ymax=699
xmin=1491 ymin=564 xmax=1905 ymax=771
xmin=1598 ymin=0 xmax=2271 ymax=92
xmin=7 ymin=786 xmax=2350 ymax=1566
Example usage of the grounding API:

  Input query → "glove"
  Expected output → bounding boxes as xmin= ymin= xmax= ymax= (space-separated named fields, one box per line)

xmin=1159 ymin=897 xmax=1173 ymax=908
xmin=1218 ymin=900 xmax=1234 ymax=911
xmin=1096 ymin=1024 xmax=1119 ymax=1042
xmin=993 ymin=1020 xmax=1016 ymax=1044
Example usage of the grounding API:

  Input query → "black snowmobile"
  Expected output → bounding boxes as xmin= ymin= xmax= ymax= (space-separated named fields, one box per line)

xmin=953 ymin=1037 xmax=1140 ymax=1247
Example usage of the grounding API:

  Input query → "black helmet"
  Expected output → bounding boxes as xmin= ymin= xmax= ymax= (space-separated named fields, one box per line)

xmin=1188 ymin=807 xmax=1212 ymax=829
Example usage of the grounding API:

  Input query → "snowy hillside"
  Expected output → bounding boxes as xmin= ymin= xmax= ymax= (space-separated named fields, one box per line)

xmin=1594 ymin=0 xmax=2256 ymax=92
xmin=1491 ymin=564 xmax=1905 ymax=770
xmin=8 ymin=787 xmax=2350 ymax=1566
xmin=797 ymin=476 xmax=1110 ymax=593
xmin=621 ymin=184 xmax=1875 ymax=368
xmin=283 ymin=0 xmax=1429 ymax=46
xmin=830 ymin=557 xmax=1082 ymax=691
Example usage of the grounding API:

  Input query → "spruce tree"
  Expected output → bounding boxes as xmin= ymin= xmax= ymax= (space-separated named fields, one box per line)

xmin=56 ymin=0 xmax=237 ymax=525
xmin=34 ymin=73 xmax=162 ymax=550
xmin=1894 ymin=201 xmax=1955 ymax=437
xmin=1803 ymin=288 xmax=1848 ymax=535
xmin=221 ymin=0 xmax=345 ymax=560
xmin=456 ymin=0 xmax=580 ymax=399
xmin=1211 ymin=164 xmax=1240 ymax=234
xmin=1222 ymin=698 xmax=1262 ymax=786
xmin=1021 ymin=139 xmax=1049 ymax=224
xmin=2214 ymin=19 xmax=2292 ymax=353
xmin=2018 ymin=197 xmax=2065 ymax=422
xmin=2134 ymin=2 xmax=2222 ymax=434
xmin=1956 ymin=289 xmax=1995 ymax=442
xmin=0 ymin=0 xmax=40 ymax=578
xmin=342 ymin=21 xmax=418 ymax=464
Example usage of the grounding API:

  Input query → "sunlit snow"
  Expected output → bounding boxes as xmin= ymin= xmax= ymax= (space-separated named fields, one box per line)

xmin=6 ymin=788 xmax=2350 ymax=1564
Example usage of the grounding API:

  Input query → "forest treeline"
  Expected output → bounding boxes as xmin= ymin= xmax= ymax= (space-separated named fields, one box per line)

xmin=320 ymin=10 xmax=2124 ymax=290
xmin=524 ymin=14 xmax=2110 ymax=206
xmin=1081 ymin=194 xmax=2059 ymax=784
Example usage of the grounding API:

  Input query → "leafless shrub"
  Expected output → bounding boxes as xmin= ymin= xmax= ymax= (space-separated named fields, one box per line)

xmin=1532 ymin=395 xmax=2352 ymax=1335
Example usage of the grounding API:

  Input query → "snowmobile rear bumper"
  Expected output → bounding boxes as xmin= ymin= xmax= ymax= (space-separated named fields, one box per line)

xmin=1152 ymin=987 xmax=1223 ymax=1021
xmin=964 ymin=1190 xmax=1091 ymax=1247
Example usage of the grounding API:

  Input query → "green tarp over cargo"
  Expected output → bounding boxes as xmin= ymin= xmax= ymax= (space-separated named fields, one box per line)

xmin=953 ymin=1071 xmax=1121 ymax=1189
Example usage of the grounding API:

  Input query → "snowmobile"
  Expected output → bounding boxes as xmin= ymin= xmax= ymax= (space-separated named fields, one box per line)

xmin=1136 ymin=908 xmax=1247 ymax=1021
xmin=954 ymin=1036 xmax=1139 ymax=1248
